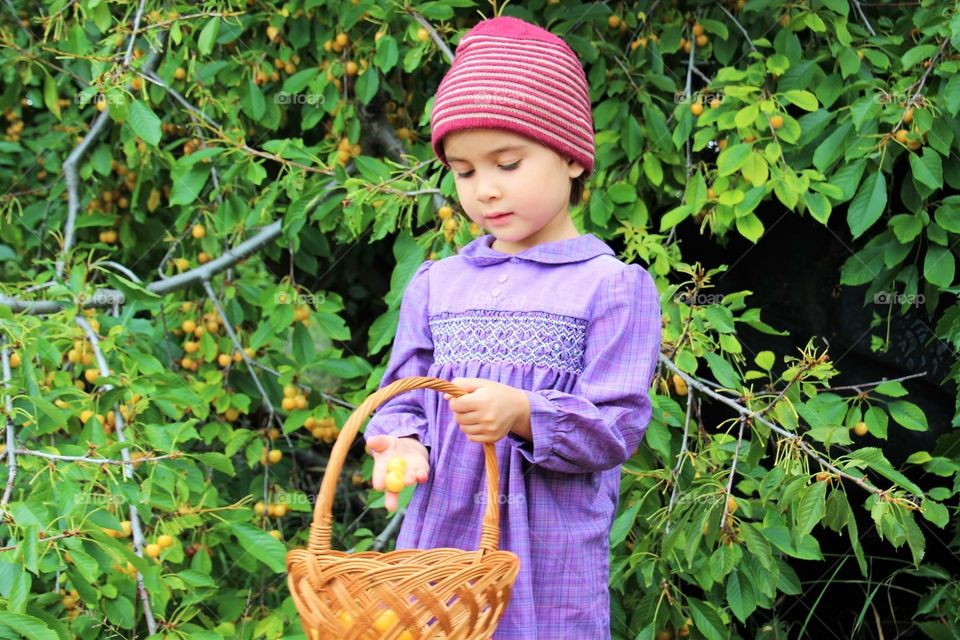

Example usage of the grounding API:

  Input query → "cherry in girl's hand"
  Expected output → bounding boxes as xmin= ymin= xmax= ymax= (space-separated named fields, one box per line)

xmin=366 ymin=435 xmax=430 ymax=512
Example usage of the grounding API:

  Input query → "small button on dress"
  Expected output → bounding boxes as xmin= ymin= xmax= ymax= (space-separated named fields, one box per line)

xmin=498 ymin=274 xmax=508 ymax=283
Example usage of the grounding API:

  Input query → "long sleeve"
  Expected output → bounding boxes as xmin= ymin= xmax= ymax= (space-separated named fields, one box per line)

xmin=363 ymin=260 xmax=435 ymax=448
xmin=507 ymin=264 xmax=661 ymax=473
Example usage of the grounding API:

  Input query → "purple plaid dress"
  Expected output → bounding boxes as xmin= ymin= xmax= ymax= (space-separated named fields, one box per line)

xmin=363 ymin=233 xmax=662 ymax=639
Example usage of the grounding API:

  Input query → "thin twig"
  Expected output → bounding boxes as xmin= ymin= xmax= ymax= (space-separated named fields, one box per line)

xmin=719 ymin=416 xmax=748 ymax=533
xmin=0 ymin=531 xmax=78 ymax=553
xmin=201 ymin=280 xmax=282 ymax=431
xmin=827 ymin=372 xmax=927 ymax=393
xmin=76 ymin=314 xmax=157 ymax=635
xmin=1 ymin=0 xmax=31 ymax=40
xmin=665 ymin=391 xmax=695 ymax=534
xmin=0 ymin=337 xmax=19 ymax=514
xmin=371 ymin=507 xmax=406 ymax=552
xmin=718 ymin=5 xmax=758 ymax=53
xmin=408 ymin=11 xmax=454 ymax=63
xmin=851 ymin=0 xmax=877 ymax=36
xmin=892 ymin=38 xmax=950 ymax=134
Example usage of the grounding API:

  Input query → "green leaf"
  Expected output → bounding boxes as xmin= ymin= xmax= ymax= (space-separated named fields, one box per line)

xmin=179 ymin=569 xmax=218 ymax=588
xmin=625 ymin=116 xmax=643 ymax=161
xmin=935 ymin=197 xmax=960 ymax=232
xmin=687 ymin=598 xmax=726 ymax=640
xmin=909 ymin=148 xmax=943 ymax=189
xmin=848 ymin=448 xmax=922 ymax=495
xmin=921 ymin=498 xmax=949 ymax=528
xmin=42 ymin=70 xmax=60 ymax=120
xmin=7 ymin=564 xmax=29 ymax=613
xmin=797 ymin=481 xmax=827 ymax=535
xmin=198 ymin=17 xmax=220 ymax=55
xmin=813 ymin=122 xmax=852 ymax=172
xmin=755 ymin=351 xmax=775 ymax=370
xmin=923 ymin=246 xmax=955 ymax=288
xmin=704 ymin=305 xmax=735 ymax=333
xmin=888 ymin=400 xmax=929 ymax=432
xmin=717 ymin=143 xmax=752 ymax=176
xmin=354 ymin=69 xmax=379 ymax=105
xmin=610 ymin=500 xmax=642 ymax=547
xmin=659 ymin=204 xmax=691 ymax=231
xmin=703 ymin=352 xmax=740 ymax=390
xmin=781 ymin=90 xmax=818 ymax=111
xmin=231 ymin=523 xmax=287 ymax=572
xmin=0 ymin=612 xmax=58 ymax=640
xmin=864 ymin=406 xmax=889 ymax=439
xmin=727 ymin=569 xmax=757 ymax=622
xmin=804 ymin=190 xmax=831 ymax=224
xmin=944 ymin=74 xmax=960 ymax=116
xmin=847 ymin=172 xmax=887 ymax=239
xmin=193 ymin=452 xmax=236 ymax=475
xmin=849 ymin=95 xmax=881 ymax=131
xmin=889 ymin=213 xmax=923 ymax=243
xmin=169 ymin=164 xmax=212 ymax=206
xmin=367 ymin=309 xmax=399 ymax=356
xmin=734 ymin=104 xmax=759 ymax=129
xmin=820 ymin=0 xmax=849 ymax=14
xmin=735 ymin=212 xmax=764 ymax=242
xmin=607 ymin=182 xmax=636 ymax=204
xmin=128 ymin=101 xmax=162 ymax=147
xmin=901 ymin=43 xmax=939 ymax=68
xmin=242 ymin=78 xmax=266 ymax=120
xmin=643 ymin=153 xmax=663 ymax=186
xmin=281 ymin=68 xmax=319 ymax=94
xmin=374 ymin=35 xmax=399 ymax=72
xmin=873 ymin=381 xmax=908 ymax=397
xmin=354 ymin=156 xmax=391 ymax=182
xmin=741 ymin=152 xmax=768 ymax=186
xmin=838 ymin=48 xmax=861 ymax=78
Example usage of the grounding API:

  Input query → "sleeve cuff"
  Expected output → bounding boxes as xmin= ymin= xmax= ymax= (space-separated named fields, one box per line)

xmin=364 ymin=414 xmax=430 ymax=448
xmin=506 ymin=390 xmax=568 ymax=464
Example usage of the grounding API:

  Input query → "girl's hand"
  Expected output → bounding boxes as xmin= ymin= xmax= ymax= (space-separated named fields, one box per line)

xmin=366 ymin=435 xmax=430 ymax=513
xmin=444 ymin=377 xmax=531 ymax=444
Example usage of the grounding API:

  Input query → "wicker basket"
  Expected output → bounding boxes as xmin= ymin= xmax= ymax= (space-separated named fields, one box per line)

xmin=286 ymin=376 xmax=521 ymax=640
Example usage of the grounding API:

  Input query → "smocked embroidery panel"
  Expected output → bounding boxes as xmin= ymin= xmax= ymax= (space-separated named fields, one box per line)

xmin=429 ymin=311 xmax=587 ymax=374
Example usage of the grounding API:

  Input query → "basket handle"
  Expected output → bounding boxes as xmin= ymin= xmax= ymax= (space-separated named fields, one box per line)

xmin=308 ymin=376 xmax=504 ymax=554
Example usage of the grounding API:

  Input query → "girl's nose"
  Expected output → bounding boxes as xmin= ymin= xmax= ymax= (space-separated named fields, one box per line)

xmin=475 ymin=171 xmax=501 ymax=202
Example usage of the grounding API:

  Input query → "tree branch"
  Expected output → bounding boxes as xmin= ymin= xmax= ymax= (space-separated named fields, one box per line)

xmin=13 ymin=449 xmax=181 ymax=465
xmin=57 ymin=22 xmax=164 ymax=279
xmin=408 ymin=10 xmax=454 ymax=64
xmin=659 ymin=354 xmax=899 ymax=499
xmin=0 ymin=220 xmax=282 ymax=314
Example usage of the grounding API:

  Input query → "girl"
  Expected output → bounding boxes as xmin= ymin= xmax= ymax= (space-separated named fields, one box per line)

xmin=363 ymin=16 xmax=662 ymax=639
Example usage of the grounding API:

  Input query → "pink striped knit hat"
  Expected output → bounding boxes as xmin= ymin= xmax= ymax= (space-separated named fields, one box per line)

xmin=430 ymin=16 xmax=595 ymax=175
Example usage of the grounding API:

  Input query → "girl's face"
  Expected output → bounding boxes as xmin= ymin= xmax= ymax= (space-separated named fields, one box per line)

xmin=443 ymin=129 xmax=585 ymax=254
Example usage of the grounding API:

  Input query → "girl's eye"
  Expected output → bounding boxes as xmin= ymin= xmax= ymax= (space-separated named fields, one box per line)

xmin=454 ymin=162 xmax=520 ymax=179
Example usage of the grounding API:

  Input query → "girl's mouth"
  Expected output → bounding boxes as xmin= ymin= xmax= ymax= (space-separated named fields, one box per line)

xmin=485 ymin=212 xmax=513 ymax=225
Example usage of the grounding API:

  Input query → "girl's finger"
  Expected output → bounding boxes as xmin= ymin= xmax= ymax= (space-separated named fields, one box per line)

xmin=385 ymin=490 xmax=398 ymax=513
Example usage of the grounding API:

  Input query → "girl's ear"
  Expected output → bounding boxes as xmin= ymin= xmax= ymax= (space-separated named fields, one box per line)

xmin=567 ymin=158 xmax=586 ymax=179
